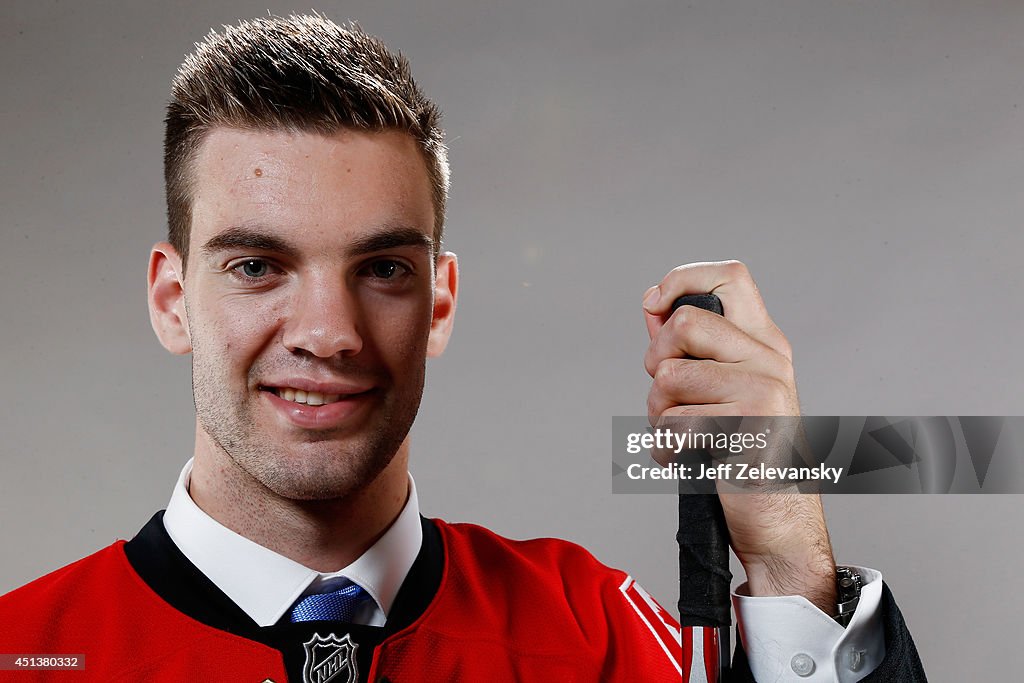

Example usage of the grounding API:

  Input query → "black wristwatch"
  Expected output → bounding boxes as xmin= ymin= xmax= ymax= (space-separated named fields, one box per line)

xmin=834 ymin=566 xmax=863 ymax=627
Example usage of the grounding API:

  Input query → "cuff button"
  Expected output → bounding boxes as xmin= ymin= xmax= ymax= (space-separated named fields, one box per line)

xmin=847 ymin=648 xmax=866 ymax=672
xmin=791 ymin=653 xmax=816 ymax=677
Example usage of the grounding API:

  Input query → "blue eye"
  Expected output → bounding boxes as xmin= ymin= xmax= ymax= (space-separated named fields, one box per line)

xmin=237 ymin=259 xmax=269 ymax=278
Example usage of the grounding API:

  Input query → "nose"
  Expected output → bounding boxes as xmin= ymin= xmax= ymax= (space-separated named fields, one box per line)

xmin=281 ymin=275 xmax=363 ymax=358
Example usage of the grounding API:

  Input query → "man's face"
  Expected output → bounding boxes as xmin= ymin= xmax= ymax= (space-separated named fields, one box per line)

xmin=165 ymin=128 xmax=449 ymax=501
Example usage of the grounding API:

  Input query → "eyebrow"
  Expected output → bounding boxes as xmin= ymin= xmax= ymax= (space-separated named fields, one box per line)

xmin=201 ymin=227 xmax=298 ymax=258
xmin=344 ymin=226 xmax=435 ymax=258
xmin=200 ymin=225 xmax=435 ymax=259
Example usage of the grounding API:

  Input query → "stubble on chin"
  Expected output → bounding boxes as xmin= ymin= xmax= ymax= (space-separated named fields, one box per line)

xmin=190 ymin=350 xmax=424 ymax=503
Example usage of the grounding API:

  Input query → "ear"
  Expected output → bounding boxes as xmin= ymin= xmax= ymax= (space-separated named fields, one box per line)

xmin=148 ymin=242 xmax=192 ymax=355
xmin=426 ymin=252 xmax=458 ymax=358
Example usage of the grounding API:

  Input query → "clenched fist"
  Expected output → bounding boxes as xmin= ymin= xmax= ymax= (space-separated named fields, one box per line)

xmin=643 ymin=261 xmax=836 ymax=613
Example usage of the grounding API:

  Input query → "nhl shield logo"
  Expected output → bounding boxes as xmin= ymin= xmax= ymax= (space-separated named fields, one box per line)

xmin=301 ymin=632 xmax=359 ymax=683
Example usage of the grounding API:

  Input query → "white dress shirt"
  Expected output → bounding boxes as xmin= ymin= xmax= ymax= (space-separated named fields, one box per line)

xmin=162 ymin=459 xmax=884 ymax=680
xmin=733 ymin=569 xmax=885 ymax=682
xmin=162 ymin=458 xmax=421 ymax=627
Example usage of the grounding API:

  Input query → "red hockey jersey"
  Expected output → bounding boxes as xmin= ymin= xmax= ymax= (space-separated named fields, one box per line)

xmin=0 ymin=518 xmax=683 ymax=681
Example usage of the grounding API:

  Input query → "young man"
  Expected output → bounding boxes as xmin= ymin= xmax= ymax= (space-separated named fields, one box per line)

xmin=0 ymin=15 xmax=924 ymax=682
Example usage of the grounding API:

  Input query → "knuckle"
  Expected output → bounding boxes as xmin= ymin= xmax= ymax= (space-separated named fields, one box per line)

xmin=752 ymin=373 xmax=788 ymax=398
xmin=643 ymin=348 xmax=658 ymax=377
xmin=722 ymin=259 xmax=750 ymax=279
xmin=776 ymin=335 xmax=794 ymax=359
xmin=669 ymin=304 xmax=691 ymax=327
xmin=761 ymin=350 xmax=791 ymax=378
xmin=767 ymin=375 xmax=792 ymax=398
xmin=778 ymin=359 xmax=796 ymax=386
xmin=669 ymin=307 xmax=701 ymax=342
xmin=653 ymin=359 xmax=681 ymax=387
xmin=646 ymin=394 xmax=661 ymax=419
xmin=763 ymin=351 xmax=797 ymax=388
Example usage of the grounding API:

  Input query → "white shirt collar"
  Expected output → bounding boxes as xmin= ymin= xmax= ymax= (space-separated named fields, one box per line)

xmin=162 ymin=458 xmax=422 ymax=628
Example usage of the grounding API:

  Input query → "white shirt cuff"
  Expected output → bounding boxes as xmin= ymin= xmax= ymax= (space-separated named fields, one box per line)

xmin=732 ymin=566 xmax=885 ymax=682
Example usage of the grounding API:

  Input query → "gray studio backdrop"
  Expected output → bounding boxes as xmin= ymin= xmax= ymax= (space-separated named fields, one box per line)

xmin=2 ymin=1 xmax=1021 ymax=679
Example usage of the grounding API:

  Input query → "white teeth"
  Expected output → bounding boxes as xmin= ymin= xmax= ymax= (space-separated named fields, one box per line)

xmin=274 ymin=388 xmax=344 ymax=406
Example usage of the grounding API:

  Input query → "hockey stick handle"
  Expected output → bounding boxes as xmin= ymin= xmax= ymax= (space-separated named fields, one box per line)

xmin=671 ymin=294 xmax=732 ymax=683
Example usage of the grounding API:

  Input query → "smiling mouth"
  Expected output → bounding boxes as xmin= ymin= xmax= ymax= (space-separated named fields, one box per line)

xmin=260 ymin=387 xmax=363 ymax=406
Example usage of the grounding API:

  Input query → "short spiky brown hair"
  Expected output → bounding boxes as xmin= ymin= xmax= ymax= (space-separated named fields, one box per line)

xmin=164 ymin=14 xmax=449 ymax=273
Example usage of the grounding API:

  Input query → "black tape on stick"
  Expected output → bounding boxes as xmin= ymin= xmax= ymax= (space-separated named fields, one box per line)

xmin=677 ymin=493 xmax=732 ymax=627
xmin=671 ymin=293 xmax=723 ymax=317
xmin=671 ymin=294 xmax=731 ymax=630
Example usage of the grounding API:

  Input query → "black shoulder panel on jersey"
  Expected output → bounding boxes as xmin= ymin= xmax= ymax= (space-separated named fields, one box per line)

xmin=125 ymin=510 xmax=260 ymax=635
xmin=125 ymin=511 xmax=444 ymax=637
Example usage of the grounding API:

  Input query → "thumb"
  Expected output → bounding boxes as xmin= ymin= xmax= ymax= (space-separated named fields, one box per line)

xmin=643 ymin=285 xmax=667 ymax=339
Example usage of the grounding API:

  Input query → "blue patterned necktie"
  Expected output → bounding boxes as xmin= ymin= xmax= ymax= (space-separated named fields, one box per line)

xmin=289 ymin=582 xmax=371 ymax=623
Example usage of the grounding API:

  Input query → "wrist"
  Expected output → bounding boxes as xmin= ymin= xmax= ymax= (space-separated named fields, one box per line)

xmin=741 ymin=552 xmax=837 ymax=614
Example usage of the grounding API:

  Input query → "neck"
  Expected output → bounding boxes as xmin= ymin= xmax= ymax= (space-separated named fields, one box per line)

xmin=188 ymin=432 xmax=410 ymax=572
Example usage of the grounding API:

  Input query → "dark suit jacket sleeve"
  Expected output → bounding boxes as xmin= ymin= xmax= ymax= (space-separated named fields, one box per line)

xmin=727 ymin=582 xmax=927 ymax=682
